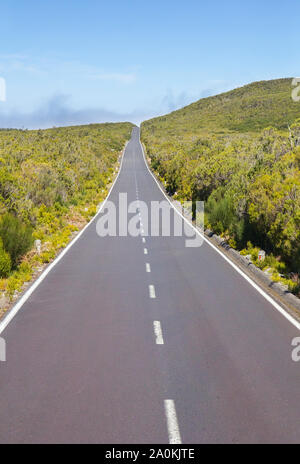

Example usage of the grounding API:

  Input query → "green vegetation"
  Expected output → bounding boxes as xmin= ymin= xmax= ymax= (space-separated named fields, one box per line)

xmin=0 ymin=238 xmax=11 ymax=278
xmin=144 ymin=78 xmax=300 ymax=135
xmin=141 ymin=79 xmax=300 ymax=295
xmin=0 ymin=213 xmax=33 ymax=269
xmin=0 ymin=122 xmax=132 ymax=307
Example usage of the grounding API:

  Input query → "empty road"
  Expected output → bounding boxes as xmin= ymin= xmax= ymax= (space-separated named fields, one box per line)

xmin=0 ymin=127 xmax=299 ymax=444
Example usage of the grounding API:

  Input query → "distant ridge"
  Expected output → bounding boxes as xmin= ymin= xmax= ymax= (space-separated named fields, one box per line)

xmin=143 ymin=78 xmax=300 ymax=133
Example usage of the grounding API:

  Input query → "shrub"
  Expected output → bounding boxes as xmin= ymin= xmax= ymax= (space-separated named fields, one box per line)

xmin=0 ymin=238 xmax=11 ymax=277
xmin=206 ymin=189 xmax=246 ymax=246
xmin=0 ymin=213 xmax=33 ymax=268
xmin=18 ymin=261 xmax=33 ymax=281
xmin=6 ymin=275 xmax=23 ymax=298
xmin=39 ymin=250 xmax=55 ymax=263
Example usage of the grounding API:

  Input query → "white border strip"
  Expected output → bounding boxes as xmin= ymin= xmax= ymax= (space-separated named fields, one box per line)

xmin=0 ymin=141 xmax=129 ymax=335
xmin=138 ymin=132 xmax=300 ymax=331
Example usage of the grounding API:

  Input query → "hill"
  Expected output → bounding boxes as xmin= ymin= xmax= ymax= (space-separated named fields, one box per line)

xmin=141 ymin=79 xmax=300 ymax=294
xmin=143 ymin=78 xmax=300 ymax=135
xmin=0 ymin=122 xmax=133 ymax=308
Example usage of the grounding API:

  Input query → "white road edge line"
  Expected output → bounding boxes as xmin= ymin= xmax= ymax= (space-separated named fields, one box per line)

xmin=138 ymin=134 xmax=300 ymax=331
xmin=146 ymin=263 xmax=151 ymax=273
xmin=149 ymin=285 xmax=156 ymax=299
xmin=153 ymin=321 xmax=164 ymax=344
xmin=0 ymin=141 xmax=130 ymax=336
xmin=164 ymin=399 xmax=182 ymax=444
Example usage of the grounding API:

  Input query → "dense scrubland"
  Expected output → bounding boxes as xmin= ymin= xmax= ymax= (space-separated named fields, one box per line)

xmin=0 ymin=122 xmax=132 ymax=309
xmin=141 ymin=79 xmax=300 ymax=295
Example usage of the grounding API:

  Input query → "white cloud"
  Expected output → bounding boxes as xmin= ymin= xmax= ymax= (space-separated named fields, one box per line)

xmin=0 ymin=54 xmax=138 ymax=84
xmin=0 ymin=94 xmax=146 ymax=129
xmin=0 ymin=54 xmax=44 ymax=75
xmin=0 ymin=54 xmax=28 ymax=60
xmin=91 ymin=72 xmax=136 ymax=84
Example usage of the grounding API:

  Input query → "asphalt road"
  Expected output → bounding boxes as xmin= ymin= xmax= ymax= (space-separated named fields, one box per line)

xmin=0 ymin=127 xmax=299 ymax=444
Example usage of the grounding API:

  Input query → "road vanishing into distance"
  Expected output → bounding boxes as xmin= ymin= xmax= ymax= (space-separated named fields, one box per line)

xmin=0 ymin=127 xmax=299 ymax=444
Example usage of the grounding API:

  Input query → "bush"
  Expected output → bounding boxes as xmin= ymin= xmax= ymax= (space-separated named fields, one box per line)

xmin=39 ymin=250 xmax=55 ymax=263
xmin=18 ymin=261 xmax=33 ymax=281
xmin=0 ymin=238 xmax=11 ymax=277
xmin=0 ymin=213 xmax=33 ymax=268
xmin=206 ymin=189 xmax=246 ymax=246
xmin=6 ymin=275 xmax=23 ymax=298
xmin=206 ymin=191 xmax=233 ymax=234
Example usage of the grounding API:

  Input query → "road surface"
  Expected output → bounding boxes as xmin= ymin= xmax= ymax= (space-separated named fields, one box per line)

xmin=0 ymin=127 xmax=299 ymax=444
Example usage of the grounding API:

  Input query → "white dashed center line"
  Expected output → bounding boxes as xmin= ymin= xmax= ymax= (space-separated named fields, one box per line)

xmin=134 ymin=138 xmax=183 ymax=445
xmin=135 ymin=163 xmax=182 ymax=444
xmin=164 ymin=400 xmax=182 ymax=444
xmin=149 ymin=284 xmax=156 ymax=299
xmin=153 ymin=321 xmax=164 ymax=344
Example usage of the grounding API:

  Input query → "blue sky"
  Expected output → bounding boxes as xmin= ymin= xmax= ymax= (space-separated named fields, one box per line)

xmin=0 ymin=0 xmax=299 ymax=128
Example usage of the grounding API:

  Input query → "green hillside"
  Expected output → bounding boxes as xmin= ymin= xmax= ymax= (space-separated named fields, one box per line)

xmin=144 ymin=78 xmax=300 ymax=135
xmin=141 ymin=79 xmax=300 ymax=294
xmin=0 ymin=122 xmax=133 ymax=308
